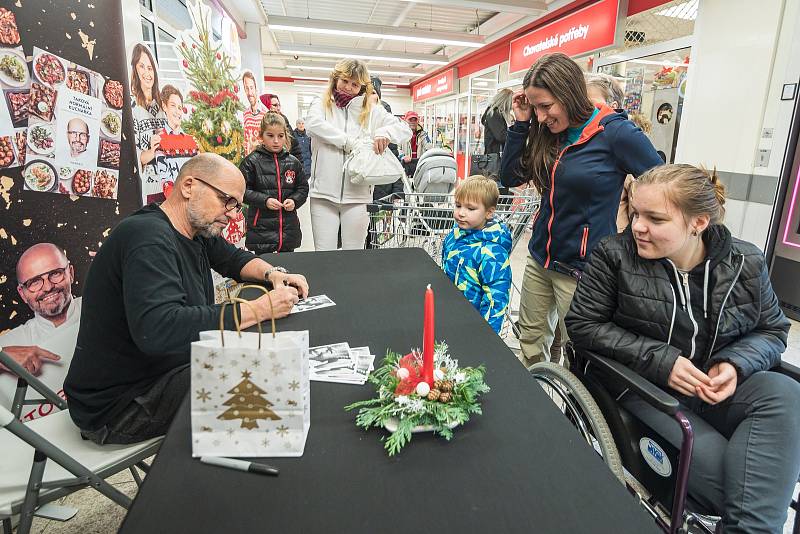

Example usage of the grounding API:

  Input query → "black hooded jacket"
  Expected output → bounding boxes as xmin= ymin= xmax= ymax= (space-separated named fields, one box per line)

xmin=240 ymin=146 xmax=309 ymax=253
xmin=566 ymin=225 xmax=790 ymax=388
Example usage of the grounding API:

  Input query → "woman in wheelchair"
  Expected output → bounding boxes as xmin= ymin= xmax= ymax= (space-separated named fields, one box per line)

xmin=565 ymin=164 xmax=800 ymax=533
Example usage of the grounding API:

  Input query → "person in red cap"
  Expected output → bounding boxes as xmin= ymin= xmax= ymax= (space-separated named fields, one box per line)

xmin=259 ymin=93 xmax=304 ymax=168
xmin=399 ymin=110 xmax=431 ymax=178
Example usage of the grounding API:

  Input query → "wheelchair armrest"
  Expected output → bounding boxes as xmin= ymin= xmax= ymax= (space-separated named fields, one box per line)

xmin=577 ymin=348 xmax=681 ymax=416
xmin=776 ymin=360 xmax=800 ymax=382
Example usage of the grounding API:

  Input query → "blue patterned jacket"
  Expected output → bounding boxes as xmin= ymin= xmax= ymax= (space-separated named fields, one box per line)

xmin=442 ymin=220 xmax=512 ymax=333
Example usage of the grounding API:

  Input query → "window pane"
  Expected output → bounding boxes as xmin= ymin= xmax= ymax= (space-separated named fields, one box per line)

xmin=139 ymin=0 xmax=152 ymax=11
xmin=141 ymin=17 xmax=156 ymax=58
xmin=155 ymin=0 xmax=192 ymax=32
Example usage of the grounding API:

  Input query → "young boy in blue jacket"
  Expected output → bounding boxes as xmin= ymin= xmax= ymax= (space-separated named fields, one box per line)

xmin=442 ymin=176 xmax=512 ymax=334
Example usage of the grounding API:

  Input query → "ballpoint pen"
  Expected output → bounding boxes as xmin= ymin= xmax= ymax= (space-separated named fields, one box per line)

xmin=200 ymin=456 xmax=279 ymax=477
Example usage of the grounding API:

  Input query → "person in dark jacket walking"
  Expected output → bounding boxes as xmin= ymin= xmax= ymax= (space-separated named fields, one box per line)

xmin=241 ymin=112 xmax=309 ymax=253
xmin=294 ymin=119 xmax=312 ymax=172
xmin=566 ymin=164 xmax=800 ymax=534
xmin=500 ymin=53 xmax=662 ymax=368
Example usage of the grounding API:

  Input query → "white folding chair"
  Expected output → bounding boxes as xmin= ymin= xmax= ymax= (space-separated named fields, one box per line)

xmin=0 ymin=351 xmax=162 ymax=534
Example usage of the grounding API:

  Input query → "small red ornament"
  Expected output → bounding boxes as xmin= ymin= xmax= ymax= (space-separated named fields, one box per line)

xmin=192 ymin=43 xmax=196 ymax=49
xmin=181 ymin=41 xmax=187 ymax=48
xmin=216 ymin=135 xmax=223 ymax=144
xmin=216 ymin=52 xmax=221 ymax=60
xmin=182 ymin=107 xmax=188 ymax=114
xmin=182 ymin=59 xmax=188 ymax=68
xmin=233 ymin=84 xmax=239 ymax=93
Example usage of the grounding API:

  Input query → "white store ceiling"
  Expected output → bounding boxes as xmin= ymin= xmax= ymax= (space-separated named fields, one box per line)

xmin=221 ymin=0 xmax=569 ymax=87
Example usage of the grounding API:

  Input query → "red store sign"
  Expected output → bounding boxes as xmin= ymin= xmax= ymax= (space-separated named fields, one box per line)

xmin=509 ymin=0 xmax=624 ymax=74
xmin=413 ymin=68 xmax=457 ymax=103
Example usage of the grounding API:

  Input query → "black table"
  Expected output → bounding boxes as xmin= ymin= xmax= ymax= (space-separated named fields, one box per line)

xmin=120 ymin=248 xmax=659 ymax=534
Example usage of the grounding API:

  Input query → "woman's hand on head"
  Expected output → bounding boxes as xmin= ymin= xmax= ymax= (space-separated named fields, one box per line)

xmin=667 ymin=356 xmax=712 ymax=397
xmin=511 ymin=91 xmax=532 ymax=122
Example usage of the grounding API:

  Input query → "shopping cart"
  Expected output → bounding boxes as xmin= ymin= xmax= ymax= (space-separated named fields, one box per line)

xmin=366 ymin=187 xmax=539 ymax=339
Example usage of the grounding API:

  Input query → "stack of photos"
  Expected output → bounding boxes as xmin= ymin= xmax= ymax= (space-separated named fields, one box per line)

xmin=309 ymin=343 xmax=375 ymax=385
xmin=23 ymin=46 xmax=123 ymax=199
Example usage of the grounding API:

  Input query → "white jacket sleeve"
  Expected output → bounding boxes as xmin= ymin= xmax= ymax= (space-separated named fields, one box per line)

xmin=372 ymin=105 xmax=412 ymax=145
xmin=305 ymin=97 xmax=348 ymax=149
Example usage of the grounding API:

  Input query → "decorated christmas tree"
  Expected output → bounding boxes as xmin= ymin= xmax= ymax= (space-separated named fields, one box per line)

xmin=218 ymin=371 xmax=281 ymax=430
xmin=176 ymin=1 xmax=245 ymax=164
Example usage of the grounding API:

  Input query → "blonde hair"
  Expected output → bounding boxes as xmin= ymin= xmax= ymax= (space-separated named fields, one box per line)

xmin=259 ymin=112 xmax=293 ymax=151
xmin=634 ymin=164 xmax=726 ymax=226
xmin=629 ymin=112 xmax=652 ymax=135
xmin=455 ymin=175 xmax=500 ymax=210
xmin=584 ymin=72 xmax=625 ymax=109
xmin=322 ymin=58 xmax=374 ymax=128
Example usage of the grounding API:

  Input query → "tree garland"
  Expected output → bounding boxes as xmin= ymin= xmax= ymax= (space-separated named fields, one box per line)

xmin=346 ymin=342 xmax=489 ymax=456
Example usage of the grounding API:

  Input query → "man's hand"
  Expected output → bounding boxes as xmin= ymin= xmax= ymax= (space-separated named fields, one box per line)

xmin=257 ymin=284 xmax=299 ymax=319
xmin=667 ymin=356 xmax=712 ymax=397
xmin=282 ymin=199 xmax=295 ymax=211
xmin=266 ymin=198 xmax=283 ymax=210
xmin=373 ymin=136 xmax=389 ymax=155
xmin=0 ymin=346 xmax=61 ymax=376
xmin=402 ymin=155 xmax=411 ymax=163
xmin=268 ymin=271 xmax=309 ymax=299
xmin=695 ymin=362 xmax=738 ymax=404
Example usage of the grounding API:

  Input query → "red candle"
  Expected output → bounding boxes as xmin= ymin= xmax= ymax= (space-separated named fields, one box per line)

xmin=422 ymin=284 xmax=435 ymax=386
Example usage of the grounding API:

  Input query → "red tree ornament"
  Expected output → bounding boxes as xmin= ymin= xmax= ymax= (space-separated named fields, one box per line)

xmin=216 ymin=135 xmax=223 ymax=144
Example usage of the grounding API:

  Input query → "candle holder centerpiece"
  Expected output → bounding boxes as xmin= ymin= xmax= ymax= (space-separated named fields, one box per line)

xmin=345 ymin=286 xmax=489 ymax=456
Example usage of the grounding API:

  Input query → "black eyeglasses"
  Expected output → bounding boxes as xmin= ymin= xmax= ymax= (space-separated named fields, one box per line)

xmin=192 ymin=176 xmax=243 ymax=214
xmin=67 ymin=130 xmax=89 ymax=141
xmin=19 ymin=263 xmax=70 ymax=292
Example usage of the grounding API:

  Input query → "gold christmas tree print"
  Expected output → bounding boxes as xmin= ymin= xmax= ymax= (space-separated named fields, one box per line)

xmin=218 ymin=370 xmax=281 ymax=429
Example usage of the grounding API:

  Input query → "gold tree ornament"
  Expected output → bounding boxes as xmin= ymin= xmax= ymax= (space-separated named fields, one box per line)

xmin=218 ymin=370 xmax=281 ymax=429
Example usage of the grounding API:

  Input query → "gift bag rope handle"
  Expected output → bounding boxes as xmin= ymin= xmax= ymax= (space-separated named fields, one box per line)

xmin=218 ymin=285 xmax=277 ymax=349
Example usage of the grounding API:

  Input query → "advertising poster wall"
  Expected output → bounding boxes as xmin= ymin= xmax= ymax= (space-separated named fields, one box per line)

xmin=0 ymin=1 xmax=139 ymax=419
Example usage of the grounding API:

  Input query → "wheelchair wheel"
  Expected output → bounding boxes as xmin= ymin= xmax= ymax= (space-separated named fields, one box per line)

xmin=531 ymin=362 xmax=625 ymax=484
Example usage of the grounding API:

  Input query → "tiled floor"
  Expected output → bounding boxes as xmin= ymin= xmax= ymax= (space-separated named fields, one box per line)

xmin=11 ymin=226 xmax=800 ymax=533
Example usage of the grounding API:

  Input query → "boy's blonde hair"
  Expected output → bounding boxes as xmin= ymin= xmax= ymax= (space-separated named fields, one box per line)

xmin=455 ymin=175 xmax=500 ymax=209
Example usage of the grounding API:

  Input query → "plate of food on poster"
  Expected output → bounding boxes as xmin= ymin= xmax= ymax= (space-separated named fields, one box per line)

xmin=23 ymin=160 xmax=57 ymax=192
xmin=29 ymin=82 xmax=57 ymax=122
xmin=27 ymin=122 xmax=55 ymax=156
xmin=102 ymin=78 xmax=123 ymax=110
xmin=0 ymin=8 xmax=20 ymax=47
xmin=92 ymin=169 xmax=117 ymax=198
xmin=0 ymin=135 xmax=16 ymax=168
xmin=33 ymin=51 xmax=66 ymax=88
xmin=57 ymin=166 xmax=92 ymax=196
xmin=97 ymin=138 xmax=120 ymax=169
xmin=100 ymin=110 xmax=121 ymax=139
xmin=0 ymin=48 xmax=27 ymax=88
xmin=5 ymin=89 xmax=29 ymax=127
xmin=66 ymin=67 xmax=93 ymax=96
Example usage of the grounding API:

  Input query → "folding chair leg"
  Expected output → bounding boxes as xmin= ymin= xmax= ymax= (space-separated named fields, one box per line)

xmin=134 ymin=460 xmax=150 ymax=474
xmin=2 ymin=517 xmax=12 ymax=534
xmin=129 ymin=465 xmax=143 ymax=486
xmin=11 ymin=378 xmax=27 ymax=420
xmin=17 ymin=450 xmax=46 ymax=534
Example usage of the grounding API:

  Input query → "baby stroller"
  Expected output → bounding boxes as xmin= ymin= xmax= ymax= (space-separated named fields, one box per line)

xmin=407 ymin=148 xmax=458 ymax=196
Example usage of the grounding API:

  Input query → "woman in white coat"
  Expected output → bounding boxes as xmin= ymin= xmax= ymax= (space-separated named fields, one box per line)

xmin=305 ymin=59 xmax=411 ymax=250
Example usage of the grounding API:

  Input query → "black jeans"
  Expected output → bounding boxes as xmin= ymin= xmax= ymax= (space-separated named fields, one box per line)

xmin=81 ymin=364 xmax=190 ymax=445
xmin=621 ymin=371 xmax=800 ymax=533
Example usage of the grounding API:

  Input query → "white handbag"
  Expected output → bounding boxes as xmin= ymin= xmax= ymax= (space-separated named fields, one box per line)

xmin=345 ymin=136 xmax=405 ymax=186
xmin=191 ymin=287 xmax=310 ymax=458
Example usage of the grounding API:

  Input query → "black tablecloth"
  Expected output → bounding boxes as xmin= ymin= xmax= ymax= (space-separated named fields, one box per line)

xmin=119 ymin=248 xmax=659 ymax=533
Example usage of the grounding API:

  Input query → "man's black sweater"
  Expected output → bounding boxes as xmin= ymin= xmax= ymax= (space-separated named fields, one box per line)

xmin=65 ymin=204 xmax=254 ymax=431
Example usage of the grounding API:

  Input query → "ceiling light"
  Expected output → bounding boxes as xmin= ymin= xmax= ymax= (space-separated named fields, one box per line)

xmin=279 ymin=44 xmax=449 ymax=66
xmin=655 ymin=0 xmax=699 ymax=20
xmin=290 ymin=64 xmax=422 ymax=78
xmin=268 ymin=16 xmax=484 ymax=48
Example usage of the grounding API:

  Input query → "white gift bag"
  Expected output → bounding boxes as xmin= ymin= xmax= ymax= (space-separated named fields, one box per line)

xmin=191 ymin=291 xmax=310 ymax=458
xmin=345 ymin=136 xmax=405 ymax=186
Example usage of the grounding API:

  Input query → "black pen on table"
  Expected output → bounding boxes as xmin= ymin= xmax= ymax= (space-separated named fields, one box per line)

xmin=200 ymin=456 xmax=279 ymax=477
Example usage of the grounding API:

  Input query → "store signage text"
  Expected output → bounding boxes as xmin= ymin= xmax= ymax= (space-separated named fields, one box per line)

xmin=509 ymin=0 xmax=621 ymax=73
xmin=413 ymin=68 xmax=457 ymax=103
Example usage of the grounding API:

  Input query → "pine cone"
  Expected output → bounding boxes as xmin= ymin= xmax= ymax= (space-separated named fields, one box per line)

xmin=433 ymin=380 xmax=443 ymax=390
xmin=440 ymin=380 xmax=454 ymax=392
xmin=439 ymin=392 xmax=452 ymax=403
xmin=427 ymin=389 xmax=441 ymax=402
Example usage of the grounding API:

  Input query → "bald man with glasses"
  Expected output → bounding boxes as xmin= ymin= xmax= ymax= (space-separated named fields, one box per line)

xmin=1 ymin=243 xmax=79 ymax=420
xmin=65 ymin=153 xmax=309 ymax=445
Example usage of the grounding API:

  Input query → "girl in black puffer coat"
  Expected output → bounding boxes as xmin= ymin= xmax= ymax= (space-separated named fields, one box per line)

xmin=566 ymin=164 xmax=800 ymax=534
xmin=241 ymin=113 xmax=309 ymax=253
